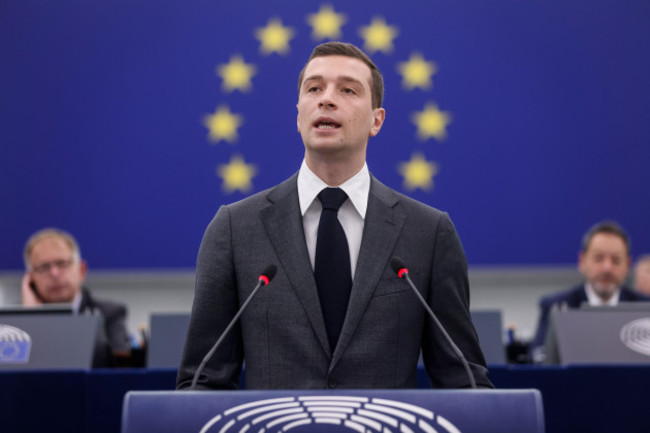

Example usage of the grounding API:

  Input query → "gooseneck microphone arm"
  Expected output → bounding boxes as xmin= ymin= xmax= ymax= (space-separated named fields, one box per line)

xmin=390 ymin=257 xmax=477 ymax=389
xmin=190 ymin=264 xmax=277 ymax=390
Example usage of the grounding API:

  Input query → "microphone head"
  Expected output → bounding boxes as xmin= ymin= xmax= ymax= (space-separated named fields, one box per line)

xmin=259 ymin=265 xmax=277 ymax=285
xmin=390 ymin=257 xmax=408 ymax=278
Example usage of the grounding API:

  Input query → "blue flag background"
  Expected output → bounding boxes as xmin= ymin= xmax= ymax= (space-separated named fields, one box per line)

xmin=1 ymin=0 xmax=649 ymax=269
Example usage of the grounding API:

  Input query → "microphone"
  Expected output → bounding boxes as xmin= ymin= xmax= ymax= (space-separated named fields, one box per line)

xmin=190 ymin=264 xmax=277 ymax=390
xmin=390 ymin=257 xmax=477 ymax=389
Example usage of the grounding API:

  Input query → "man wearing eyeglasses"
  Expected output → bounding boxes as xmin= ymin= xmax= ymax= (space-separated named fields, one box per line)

xmin=21 ymin=228 xmax=131 ymax=367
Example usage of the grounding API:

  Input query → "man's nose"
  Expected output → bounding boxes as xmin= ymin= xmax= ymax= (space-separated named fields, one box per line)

xmin=318 ymin=87 xmax=336 ymax=108
xmin=601 ymin=258 xmax=615 ymax=272
xmin=48 ymin=264 xmax=63 ymax=277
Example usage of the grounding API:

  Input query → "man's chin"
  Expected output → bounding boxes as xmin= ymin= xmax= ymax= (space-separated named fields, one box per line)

xmin=591 ymin=283 xmax=618 ymax=299
xmin=43 ymin=291 xmax=74 ymax=304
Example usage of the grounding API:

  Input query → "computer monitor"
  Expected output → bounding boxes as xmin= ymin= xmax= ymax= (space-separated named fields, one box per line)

xmin=580 ymin=302 xmax=650 ymax=312
xmin=471 ymin=310 xmax=506 ymax=364
xmin=0 ymin=314 xmax=99 ymax=369
xmin=147 ymin=313 xmax=190 ymax=368
xmin=0 ymin=303 xmax=74 ymax=315
xmin=544 ymin=306 xmax=650 ymax=364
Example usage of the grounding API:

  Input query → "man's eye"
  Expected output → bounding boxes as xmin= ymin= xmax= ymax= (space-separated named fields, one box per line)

xmin=308 ymin=87 xmax=319 ymax=92
xmin=342 ymin=88 xmax=355 ymax=94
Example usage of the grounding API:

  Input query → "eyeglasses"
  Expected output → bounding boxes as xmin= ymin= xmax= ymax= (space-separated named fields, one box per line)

xmin=31 ymin=258 xmax=75 ymax=274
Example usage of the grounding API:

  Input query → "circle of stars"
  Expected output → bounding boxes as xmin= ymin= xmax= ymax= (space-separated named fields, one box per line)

xmin=202 ymin=4 xmax=451 ymax=193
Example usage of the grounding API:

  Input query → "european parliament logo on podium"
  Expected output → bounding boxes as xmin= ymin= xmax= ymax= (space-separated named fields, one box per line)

xmin=0 ymin=324 xmax=31 ymax=364
xmin=197 ymin=395 xmax=461 ymax=433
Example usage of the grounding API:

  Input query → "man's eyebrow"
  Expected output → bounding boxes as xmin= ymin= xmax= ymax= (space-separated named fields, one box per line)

xmin=302 ymin=75 xmax=365 ymax=87
xmin=303 ymin=74 xmax=323 ymax=83
xmin=338 ymin=76 xmax=364 ymax=87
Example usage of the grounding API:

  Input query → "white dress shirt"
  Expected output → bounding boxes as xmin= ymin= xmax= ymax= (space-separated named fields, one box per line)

xmin=297 ymin=160 xmax=369 ymax=280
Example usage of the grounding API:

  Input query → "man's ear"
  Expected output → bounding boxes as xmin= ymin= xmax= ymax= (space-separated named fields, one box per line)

xmin=79 ymin=260 xmax=88 ymax=282
xmin=296 ymin=103 xmax=302 ymax=133
xmin=369 ymin=107 xmax=386 ymax=137
xmin=577 ymin=252 xmax=586 ymax=275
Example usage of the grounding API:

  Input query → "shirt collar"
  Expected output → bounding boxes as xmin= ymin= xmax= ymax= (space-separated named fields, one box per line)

xmin=297 ymin=160 xmax=370 ymax=218
xmin=72 ymin=290 xmax=82 ymax=313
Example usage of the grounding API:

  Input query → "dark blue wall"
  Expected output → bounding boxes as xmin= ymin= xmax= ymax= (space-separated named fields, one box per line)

xmin=2 ymin=0 xmax=649 ymax=269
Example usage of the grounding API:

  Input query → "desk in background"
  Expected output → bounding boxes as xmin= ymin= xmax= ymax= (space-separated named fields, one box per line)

xmin=1 ymin=366 xmax=648 ymax=433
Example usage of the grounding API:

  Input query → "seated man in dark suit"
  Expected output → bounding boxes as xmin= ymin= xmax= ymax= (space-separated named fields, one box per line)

xmin=530 ymin=221 xmax=650 ymax=362
xmin=21 ymin=228 xmax=131 ymax=367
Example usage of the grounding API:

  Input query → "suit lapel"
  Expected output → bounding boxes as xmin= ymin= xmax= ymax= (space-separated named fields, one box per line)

xmin=260 ymin=174 xmax=331 ymax=356
xmin=331 ymin=176 xmax=406 ymax=366
xmin=567 ymin=285 xmax=588 ymax=308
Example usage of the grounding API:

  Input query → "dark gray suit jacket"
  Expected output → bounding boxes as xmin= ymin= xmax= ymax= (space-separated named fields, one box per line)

xmin=177 ymin=173 xmax=492 ymax=389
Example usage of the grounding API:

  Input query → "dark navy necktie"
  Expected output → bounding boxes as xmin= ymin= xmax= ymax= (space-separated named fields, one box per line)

xmin=314 ymin=187 xmax=352 ymax=352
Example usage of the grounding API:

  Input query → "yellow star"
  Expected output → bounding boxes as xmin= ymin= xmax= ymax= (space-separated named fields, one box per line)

xmin=412 ymin=102 xmax=452 ymax=141
xmin=254 ymin=18 xmax=295 ymax=55
xmin=216 ymin=55 xmax=256 ymax=92
xmin=398 ymin=153 xmax=439 ymax=191
xmin=202 ymin=105 xmax=243 ymax=143
xmin=217 ymin=155 xmax=258 ymax=193
xmin=358 ymin=17 xmax=399 ymax=54
xmin=397 ymin=53 xmax=437 ymax=90
xmin=306 ymin=4 xmax=347 ymax=40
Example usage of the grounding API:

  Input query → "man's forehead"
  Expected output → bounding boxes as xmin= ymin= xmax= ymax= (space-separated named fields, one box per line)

xmin=303 ymin=55 xmax=371 ymax=81
xmin=586 ymin=234 xmax=627 ymax=254
xmin=32 ymin=236 xmax=71 ymax=253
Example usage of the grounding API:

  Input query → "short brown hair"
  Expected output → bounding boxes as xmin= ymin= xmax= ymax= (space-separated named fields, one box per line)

xmin=581 ymin=221 xmax=631 ymax=255
xmin=297 ymin=42 xmax=384 ymax=109
xmin=24 ymin=228 xmax=82 ymax=269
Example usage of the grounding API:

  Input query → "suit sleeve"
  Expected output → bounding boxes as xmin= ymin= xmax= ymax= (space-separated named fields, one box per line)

xmin=176 ymin=205 xmax=243 ymax=390
xmin=421 ymin=212 xmax=493 ymax=388
xmin=103 ymin=302 xmax=131 ymax=352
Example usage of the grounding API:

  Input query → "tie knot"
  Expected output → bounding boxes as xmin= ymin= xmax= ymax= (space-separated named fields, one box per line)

xmin=318 ymin=187 xmax=348 ymax=211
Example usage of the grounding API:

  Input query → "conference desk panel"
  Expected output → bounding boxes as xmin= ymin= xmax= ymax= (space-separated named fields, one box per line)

xmin=1 ymin=366 xmax=649 ymax=433
xmin=84 ymin=369 xmax=177 ymax=433
xmin=0 ymin=370 xmax=87 ymax=433
xmin=490 ymin=365 xmax=650 ymax=433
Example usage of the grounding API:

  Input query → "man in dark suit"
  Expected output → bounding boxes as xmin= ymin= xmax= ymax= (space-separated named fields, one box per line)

xmin=22 ymin=228 xmax=131 ymax=367
xmin=530 ymin=221 xmax=650 ymax=362
xmin=177 ymin=42 xmax=492 ymax=390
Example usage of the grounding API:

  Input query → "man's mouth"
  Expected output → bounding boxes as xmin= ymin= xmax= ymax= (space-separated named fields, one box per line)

xmin=314 ymin=119 xmax=341 ymax=130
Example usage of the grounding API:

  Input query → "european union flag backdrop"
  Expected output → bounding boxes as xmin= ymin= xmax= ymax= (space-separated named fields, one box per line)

xmin=2 ymin=0 xmax=649 ymax=269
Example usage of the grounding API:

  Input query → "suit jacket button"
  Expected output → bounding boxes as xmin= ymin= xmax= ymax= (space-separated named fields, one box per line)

xmin=327 ymin=379 xmax=338 ymax=389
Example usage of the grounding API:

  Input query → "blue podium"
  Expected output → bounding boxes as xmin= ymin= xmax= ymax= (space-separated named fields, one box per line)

xmin=122 ymin=389 xmax=544 ymax=433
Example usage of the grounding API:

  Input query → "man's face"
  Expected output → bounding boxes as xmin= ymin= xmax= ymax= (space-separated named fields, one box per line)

xmin=578 ymin=232 xmax=630 ymax=300
xmin=297 ymin=55 xmax=385 ymax=163
xmin=28 ymin=236 xmax=86 ymax=303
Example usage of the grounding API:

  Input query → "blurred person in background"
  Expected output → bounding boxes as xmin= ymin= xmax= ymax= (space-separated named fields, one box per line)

xmin=22 ymin=228 xmax=131 ymax=367
xmin=530 ymin=221 xmax=650 ymax=363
